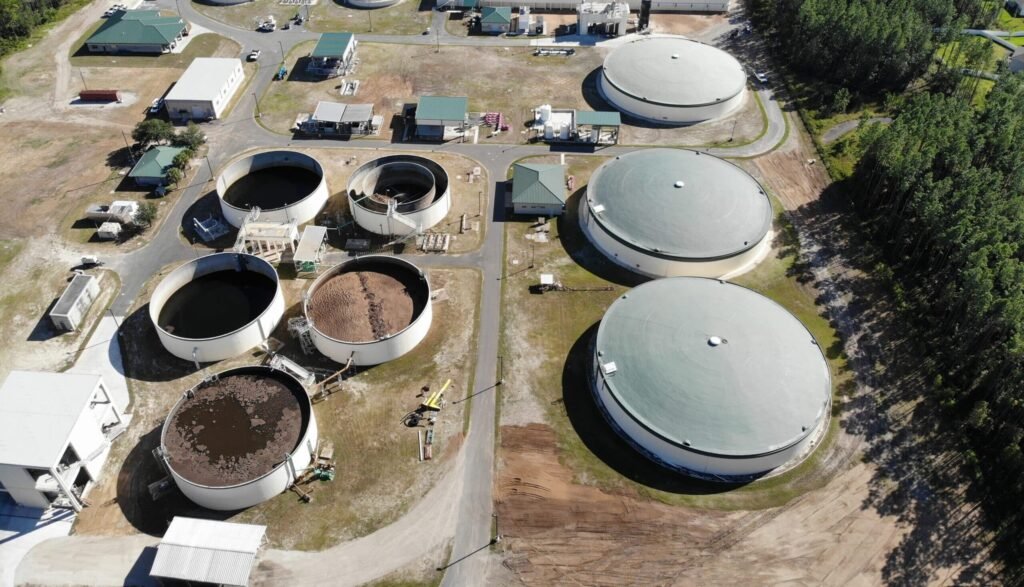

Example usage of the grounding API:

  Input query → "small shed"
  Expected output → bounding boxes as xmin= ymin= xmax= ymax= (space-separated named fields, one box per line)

xmin=415 ymin=96 xmax=469 ymax=140
xmin=129 ymin=145 xmax=185 ymax=186
xmin=150 ymin=517 xmax=267 ymax=587
xmin=480 ymin=6 xmax=512 ymax=33
xmin=50 ymin=273 xmax=101 ymax=332
xmin=302 ymin=101 xmax=376 ymax=135
xmin=97 ymin=222 xmax=122 ymax=240
xmin=294 ymin=225 xmax=329 ymax=276
xmin=307 ymin=32 xmax=358 ymax=77
xmin=575 ymin=110 xmax=621 ymax=145
xmin=511 ymin=162 xmax=566 ymax=216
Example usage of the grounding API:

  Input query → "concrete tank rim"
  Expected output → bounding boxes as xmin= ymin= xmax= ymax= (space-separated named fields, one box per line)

xmin=584 ymin=148 xmax=772 ymax=261
xmin=601 ymin=36 xmax=747 ymax=108
xmin=347 ymin=154 xmax=450 ymax=214
xmin=303 ymin=255 xmax=431 ymax=345
xmin=594 ymin=277 xmax=832 ymax=458
xmin=148 ymin=252 xmax=283 ymax=344
xmin=159 ymin=365 xmax=314 ymax=490
xmin=217 ymin=150 xmax=327 ymax=214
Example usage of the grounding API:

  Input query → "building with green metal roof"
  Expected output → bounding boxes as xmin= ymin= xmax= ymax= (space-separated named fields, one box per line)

xmin=415 ymin=96 xmax=469 ymax=140
xmin=86 ymin=10 xmax=188 ymax=54
xmin=510 ymin=163 xmax=565 ymax=216
xmin=307 ymin=33 xmax=358 ymax=77
xmin=592 ymin=277 xmax=832 ymax=479
xmin=129 ymin=145 xmax=185 ymax=186
xmin=581 ymin=148 xmax=772 ymax=278
xmin=480 ymin=6 xmax=511 ymax=33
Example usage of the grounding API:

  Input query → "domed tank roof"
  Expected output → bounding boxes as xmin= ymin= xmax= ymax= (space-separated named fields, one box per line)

xmin=601 ymin=37 xmax=746 ymax=107
xmin=595 ymin=278 xmax=831 ymax=457
xmin=586 ymin=148 xmax=772 ymax=260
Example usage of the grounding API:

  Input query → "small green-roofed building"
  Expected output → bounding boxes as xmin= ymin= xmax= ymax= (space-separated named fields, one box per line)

xmin=480 ymin=6 xmax=511 ymax=33
xmin=86 ymin=10 xmax=188 ymax=54
xmin=511 ymin=163 xmax=565 ymax=216
xmin=415 ymin=96 xmax=469 ymax=140
xmin=307 ymin=33 xmax=358 ymax=77
xmin=575 ymin=110 xmax=621 ymax=126
xmin=574 ymin=110 xmax=620 ymax=144
xmin=129 ymin=145 xmax=185 ymax=186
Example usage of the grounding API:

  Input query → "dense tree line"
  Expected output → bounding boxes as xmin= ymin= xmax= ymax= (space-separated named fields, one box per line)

xmin=746 ymin=0 xmax=999 ymax=92
xmin=0 ymin=0 xmax=79 ymax=53
xmin=850 ymin=75 xmax=1024 ymax=577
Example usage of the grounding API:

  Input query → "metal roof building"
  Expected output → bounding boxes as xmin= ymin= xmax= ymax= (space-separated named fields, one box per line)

xmin=415 ymin=96 xmax=469 ymax=140
xmin=85 ymin=10 xmax=188 ymax=54
xmin=50 ymin=272 xmax=101 ymax=332
xmin=307 ymin=32 xmax=358 ymax=77
xmin=592 ymin=278 xmax=832 ymax=479
xmin=581 ymin=148 xmax=772 ymax=278
xmin=511 ymin=162 xmax=566 ymax=216
xmin=164 ymin=58 xmax=245 ymax=121
xmin=599 ymin=36 xmax=747 ymax=124
xmin=150 ymin=517 xmax=267 ymax=586
xmin=129 ymin=145 xmax=185 ymax=186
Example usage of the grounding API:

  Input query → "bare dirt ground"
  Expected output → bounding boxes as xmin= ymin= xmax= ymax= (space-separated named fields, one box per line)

xmin=73 ymin=266 xmax=480 ymax=551
xmin=261 ymin=43 xmax=765 ymax=147
xmin=494 ymin=110 xmax=997 ymax=585
xmin=649 ymin=12 xmax=728 ymax=36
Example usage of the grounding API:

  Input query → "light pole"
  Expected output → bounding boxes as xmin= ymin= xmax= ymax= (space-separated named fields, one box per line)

xmin=253 ymin=92 xmax=262 ymax=118
xmin=478 ymin=190 xmax=483 ymax=217
xmin=492 ymin=512 xmax=501 ymax=544
xmin=205 ymin=155 xmax=215 ymax=179
xmin=120 ymin=131 xmax=135 ymax=166
xmin=497 ymin=355 xmax=504 ymax=385
xmin=529 ymin=243 xmax=535 ymax=268
xmin=729 ymin=118 xmax=738 ymax=142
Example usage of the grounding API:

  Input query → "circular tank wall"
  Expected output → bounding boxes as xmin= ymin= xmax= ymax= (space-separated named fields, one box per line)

xmin=347 ymin=0 xmax=400 ymax=7
xmin=304 ymin=255 xmax=432 ymax=366
xmin=161 ymin=366 xmax=318 ymax=510
xmin=149 ymin=252 xmax=285 ymax=363
xmin=591 ymin=278 xmax=832 ymax=480
xmin=598 ymin=37 xmax=747 ymax=124
xmin=580 ymin=149 xmax=773 ymax=279
xmin=347 ymin=155 xmax=451 ymax=236
xmin=217 ymin=151 xmax=329 ymax=227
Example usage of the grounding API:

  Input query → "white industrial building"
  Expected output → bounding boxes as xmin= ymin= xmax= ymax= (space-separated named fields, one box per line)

xmin=577 ymin=1 xmax=629 ymax=36
xmin=599 ymin=36 xmax=746 ymax=124
xmin=49 ymin=273 xmax=101 ymax=332
xmin=164 ymin=58 xmax=245 ymax=122
xmin=150 ymin=517 xmax=267 ymax=586
xmin=581 ymin=148 xmax=772 ymax=278
xmin=592 ymin=278 xmax=831 ymax=479
xmin=0 ymin=372 xmax=126 ymax=512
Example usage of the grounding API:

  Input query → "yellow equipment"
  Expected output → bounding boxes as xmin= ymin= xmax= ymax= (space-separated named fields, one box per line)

xmin=420 ymin=379 xmax=451 ymax=412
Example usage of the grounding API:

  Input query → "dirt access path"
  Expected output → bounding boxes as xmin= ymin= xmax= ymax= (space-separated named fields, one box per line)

xmin=492 ymin=109 xmax=996 ymax=586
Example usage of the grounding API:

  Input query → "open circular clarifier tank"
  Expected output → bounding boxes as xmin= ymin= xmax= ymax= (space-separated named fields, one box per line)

xmin=217 ymin=151 xmax=329 ymax=227
xmin=160 ymin=365 xmax=318 ymax=510
xmin=149 ymin=252 xmax=285 ymax=363
xmin=347 ymin=155 xmax=451 ymax=236
xmin=304 ymin=255 xmax=432 ymax=366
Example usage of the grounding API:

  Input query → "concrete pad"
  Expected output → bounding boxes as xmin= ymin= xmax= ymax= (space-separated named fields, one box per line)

xmin=0 ymin=495 xmax=74 ymax=587
xmin=68 ymin=315 xmax=129 ymax=412
xmin=14 ymin=535 xmax=159 ymax=587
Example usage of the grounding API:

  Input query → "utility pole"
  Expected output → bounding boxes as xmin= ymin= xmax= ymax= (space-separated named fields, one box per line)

xmin=435 ymin=19 xmax=440 ymax=53
xmin=529 ymin=243 xmax=535 ymax=268
xmin=253 ymin=92 xmax=262 ymax=118
xmin=478 ymin=190 xmax=483 ymax=217
xmin=120 ymin=131 xmax=135 ymax=166
xmin=368 ymin=10 xmax=373 ymax=32
xmin=497 ymin=355 xmax=504 ymax=385
xmin=205 ymin=155 xmax=215 ymax=179
xmin=79 ymin=70 xmax=88 ymax=90
xmin=729 ymin=118 xmax=738 ymax=142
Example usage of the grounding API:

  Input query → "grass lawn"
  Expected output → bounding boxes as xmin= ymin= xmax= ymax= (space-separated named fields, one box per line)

xmin=69 ymin=30 xmax=242 ymax=68
xmin=191 ymin=0 xmax=431 ymax=35
xmin=996 ymin=8 xmax=1024 ymax=33
xmin=500 ymin=155 xmax=850 ymax=510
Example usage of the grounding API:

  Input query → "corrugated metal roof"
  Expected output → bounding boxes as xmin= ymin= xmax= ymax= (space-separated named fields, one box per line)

xmin=294 ymin=225 xmax=328 ymax=262
xmin=312 ymin=101 xmax=347 ymax=123
xmin=512 ymin=163 xmax=565 ymax=205
xmin=129 ymin=145 xmax=185 ymax=179
xmin=311 ymin=32 xmax=355 ymax=58
xmin=340 ymin=103 xmax=373 ymax=123
xmin=416 ymin=96 xmax=468 ymax=124
xmin=87 ymin=10 xmax=186 ymax=46
xmin=0 ymin=371 xmax=103 ymax=468
xmin=575 ymin=110 xmax=621 ymax=126
xmin=150 ymin=517 xmax=267 ymax=587
xmin=481 ymin=6 xmax=511 ymax=23
xmin=165 ymin=58 xmax=242 ymax=103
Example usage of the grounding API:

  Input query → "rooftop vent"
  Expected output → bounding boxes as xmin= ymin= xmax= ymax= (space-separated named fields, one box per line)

xmin=601 ymin=361 xmax=618 ymax=375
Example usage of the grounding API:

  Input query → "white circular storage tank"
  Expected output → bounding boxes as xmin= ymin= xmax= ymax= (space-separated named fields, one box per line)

xmin=161 ymin=366 xmax=318 ymax=510
xmin=599 ymin=36 xmax=747 ymax=124
xmin=217 ymin=151 xmax=329 ymax=227
xmin=347 ymin=155 xmax=451 ymax=237
xmin=592 ymin=278 xmax=832 ymax=480
xmin=347 ymin=0 xmax=400 ymax=6
xmin=149 ymin=253 xmax=285 ymax=363
xmin=580 ymin=148 xmax=772 ymax=279
xmin=304 ymin=255 xmax=432 ymax=366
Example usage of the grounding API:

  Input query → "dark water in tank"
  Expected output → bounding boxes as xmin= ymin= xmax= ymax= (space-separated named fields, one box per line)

xmin=158 ymin=270 xmax=276 ymax=338
xmin=222 ymin=166 xmax=321 ymax=210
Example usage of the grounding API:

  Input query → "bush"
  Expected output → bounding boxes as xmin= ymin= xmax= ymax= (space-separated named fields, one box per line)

xmin=165 ymin=167 xmax=184 ymax=186
xmin=172 ymin=122 xmax=206 ymax=150
xmin=133 ymin=201 xmax=158 ymax=228
xmin=132 ymin=119 xmax=174 ymax=148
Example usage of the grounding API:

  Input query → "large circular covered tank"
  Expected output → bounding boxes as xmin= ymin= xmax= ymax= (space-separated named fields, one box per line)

xmin=591 ymin=278 xmax=831 ymax=479
xmin=599 ymin=36 xmax=747 ymax=124
xmin=580 ymin=148 xmax=772 ymax=279
xmin=161 ymin=366 xmax=318 ymax=510
xmin=149 ymin=253 xmax=285 ymax=363
xmin=346 ymin=0 xmax=400 ymax=7
xmin=347 ymin=155 xmax=451 ymax=236
xmin=304 ymin=255 xmax=431 ymax=366
xmin=217 ymin=151 xmax=329 ymax=227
